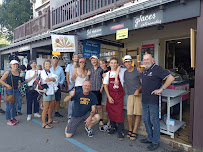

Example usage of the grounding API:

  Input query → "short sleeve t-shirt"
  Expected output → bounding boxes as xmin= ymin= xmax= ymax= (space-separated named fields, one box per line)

xmin=103 ymin=68 xmax=126 ymax=86
xmin=71 ymin=90 xmax=98 ymax=117
xmin=65 ymin=64 xmax=75 ymax=83
xmin=100 ymin=67 xmax=111 ymax=78
xmin=142 ymin=64 xmax=170 ymax=104
xmin=25 ymin=70 xmax=41 ymax=86
xmin=41 ymin=70 xmax=55 ymax=95
xmin=20 ymin=72 xmax=26 ymax=80
xmin=124 ymin=68 xmax=142 ymax=95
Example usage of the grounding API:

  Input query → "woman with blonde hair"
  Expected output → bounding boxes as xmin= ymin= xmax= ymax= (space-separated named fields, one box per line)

xmin=41 ymin=60 xmax=58 ymax=129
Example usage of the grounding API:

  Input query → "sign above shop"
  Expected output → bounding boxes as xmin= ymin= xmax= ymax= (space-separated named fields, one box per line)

xmin=133 ymin=11 xmax=163 ymax=29
xmin=116 ymin=28 xmax=128 ymax=40
xmin=110 ymin=23 xmax=124 ymax=30
xmin=18 ymin=45 xmax=30 ymax=52
xmin=51 ymin=34 xmax=77 ymax=52
xmin=78 ymin=0 xmax=199 ymax=41
xmin=83 ymin=40 xmax=101 ymax=59
xmin=86 ymin=27 xmax=103 ymax=39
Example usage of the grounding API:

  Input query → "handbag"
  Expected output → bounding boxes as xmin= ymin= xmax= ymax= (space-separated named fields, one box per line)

xmin=5 ymin=72 xmax=15 ymax=103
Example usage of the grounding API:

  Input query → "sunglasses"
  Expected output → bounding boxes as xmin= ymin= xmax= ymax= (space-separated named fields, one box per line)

xmin=53 ymin=57 xmax=58 ymax=59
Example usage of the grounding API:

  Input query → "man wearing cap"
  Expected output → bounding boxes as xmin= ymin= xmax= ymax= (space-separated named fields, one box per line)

xmin=87 ymin=55 xmax=104 ymax=131
xmin=123 ymin=55 xmax=142 ymax=141
xmin=50 ymin=55 xmax=65 ymax=117
xmin=65 ymin=53 xmax=79 ymax=120
xmin=140 ymin=54 xmax=175 ymax=151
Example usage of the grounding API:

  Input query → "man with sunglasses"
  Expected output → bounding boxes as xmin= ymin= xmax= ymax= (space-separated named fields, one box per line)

xmin=51 ymin=55 xmax=65 ymax=117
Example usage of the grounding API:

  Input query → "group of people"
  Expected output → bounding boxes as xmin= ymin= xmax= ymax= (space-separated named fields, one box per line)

xmin=64 ymin=53 xmax=174 ymax=151
xmin=0 ymin=55 xmax=65 ymax=129
xmin=0 ymin=53 xmax=175 ymax=151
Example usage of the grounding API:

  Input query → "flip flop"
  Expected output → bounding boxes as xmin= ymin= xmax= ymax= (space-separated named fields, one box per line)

xmin=42 ymin=124 xmax=53 ymax=129
xmin=127 ymin=131 xmax=132 ymax=138
xmin=48 ymin=120 xmax=59 ymax=124
xmin=130 ymin=133 xmax=138 ymax=141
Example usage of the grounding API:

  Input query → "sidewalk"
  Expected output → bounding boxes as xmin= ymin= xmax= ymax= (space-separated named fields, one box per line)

xmin=0 ymin=101 xmax=185 ymax=152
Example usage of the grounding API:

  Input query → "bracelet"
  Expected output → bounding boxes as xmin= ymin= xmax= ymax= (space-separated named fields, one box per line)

xmin=161 ymin=87 xmax=165 ymax=90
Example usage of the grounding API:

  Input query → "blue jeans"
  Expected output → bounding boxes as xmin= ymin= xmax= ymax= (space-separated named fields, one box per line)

xmin=5 ymin=89 xmax=21 ymax=120
xmin=67 ymin=83 xmax=75 ymax=119
xmin=26 ymin=90 xmax=39 ymax=115
xmin=142 ymin=103 xmax=160 ymax=144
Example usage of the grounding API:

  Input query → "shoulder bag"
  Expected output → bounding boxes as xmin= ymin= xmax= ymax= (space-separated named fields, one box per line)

xmin=5 ymin=72 xmax=15 ymax=103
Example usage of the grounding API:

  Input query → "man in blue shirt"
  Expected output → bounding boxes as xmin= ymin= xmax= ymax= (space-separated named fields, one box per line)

xmin=140 ymin=54 xmax=174 ymax=151
xmin=51 ymin=55 xmax=65 ymax=117
xmin=64 ymin=81 xmax=100 ymax=138
xmin=65 ymin=53 xmax=79 ymax=120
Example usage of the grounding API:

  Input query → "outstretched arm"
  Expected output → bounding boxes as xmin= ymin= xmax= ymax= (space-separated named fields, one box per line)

xmin=64 ymin=90 xmax=75 ymax=102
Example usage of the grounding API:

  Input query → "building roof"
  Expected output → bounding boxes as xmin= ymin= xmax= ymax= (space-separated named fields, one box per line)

xmin=0 ymin=0 xmax=176 ymax=52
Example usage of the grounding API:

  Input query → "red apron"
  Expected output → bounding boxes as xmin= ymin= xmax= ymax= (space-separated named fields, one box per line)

xmin=106 ymin=72 xmax=124 ymax=123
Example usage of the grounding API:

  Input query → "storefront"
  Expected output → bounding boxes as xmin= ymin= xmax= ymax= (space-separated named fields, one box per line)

xmin=73 ymin=0 xmax=199 ymax=150
xmin=0 ymin=0 xmax=203 ymax=150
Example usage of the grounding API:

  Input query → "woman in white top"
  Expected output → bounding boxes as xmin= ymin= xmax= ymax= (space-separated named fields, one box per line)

xmin=71 ymin=58 xmax=88 ymax=91
xmin=40 ymin=60 xmax=58 ymax=129
xmin=25 ymin=60 xmax=41 ymax=121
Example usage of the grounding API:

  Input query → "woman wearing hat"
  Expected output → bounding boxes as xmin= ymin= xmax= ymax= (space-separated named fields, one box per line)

xmin=0 ymin=60 xmax=22 ymax=126
xmin=71 ymin=58 xmax=88 ymax=91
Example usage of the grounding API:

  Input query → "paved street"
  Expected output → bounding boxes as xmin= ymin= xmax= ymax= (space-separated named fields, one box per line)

xmin=0 ymin=102 xmax=184 ymax=152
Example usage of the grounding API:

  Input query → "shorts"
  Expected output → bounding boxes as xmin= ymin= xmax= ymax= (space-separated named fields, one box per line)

xmin=127 ymin=94 xmax=142 ymax=115
xmin=66 ymin=112 xmax=90 ymax=134
xmin=55 ymin=87 xmax=61 ymax=102
xmin=43 ymin=94 xmax=55 ymax=102
xmin=92 ymin=91 xmax=102 ymax=105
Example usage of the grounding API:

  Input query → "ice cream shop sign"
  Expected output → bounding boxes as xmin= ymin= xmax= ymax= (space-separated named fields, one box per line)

xmin=133 ymin=11 xmax=163 ymax=29
xmin=51 ymin=35 xmax=77 ymax=52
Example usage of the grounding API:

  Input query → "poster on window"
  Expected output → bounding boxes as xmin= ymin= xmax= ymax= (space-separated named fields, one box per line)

xmin=82 ymin=40 xmax=101 ymax=59
xmin=141 ymin=44 xmax=155 ymax=60
xmin=51 ymin=35 xmax=77 ymax=52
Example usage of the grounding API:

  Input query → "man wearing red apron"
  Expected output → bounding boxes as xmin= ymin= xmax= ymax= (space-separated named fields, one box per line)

xmin=103 ymin=57 xmax=126 ymax=140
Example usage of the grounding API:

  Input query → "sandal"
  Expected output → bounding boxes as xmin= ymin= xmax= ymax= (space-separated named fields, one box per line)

xmin=127 ymin=131 xmax=132 ymax=138
xmin=42 ymin=124 xmax=53 ymax=129
xmin=130 ymin=133 xmax=138 ymax=141
xmin=48 ymin=120 xmax=59 ymax=124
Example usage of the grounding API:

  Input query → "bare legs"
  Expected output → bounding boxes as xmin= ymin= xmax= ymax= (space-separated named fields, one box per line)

xmin=127 ymin=115 xmax=141 ymax=140
xmin=42 ymin=100 xmax=55 ymax=128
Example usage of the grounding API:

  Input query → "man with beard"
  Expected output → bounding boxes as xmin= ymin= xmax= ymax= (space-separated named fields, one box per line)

xmin=140 ymin=54 xmax=174 ymax=151
xmin=87 ymin=55 xmax=104 ymax=131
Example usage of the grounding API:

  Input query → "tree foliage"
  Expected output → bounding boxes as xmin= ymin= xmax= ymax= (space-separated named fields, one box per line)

xmin=0 ymin=0 xmax=33 ymax=41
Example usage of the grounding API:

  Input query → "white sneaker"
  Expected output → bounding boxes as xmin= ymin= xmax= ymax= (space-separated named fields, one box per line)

xmin=34 ymin=113 xmax=41 ymax=118
xmin=27 ymin=115 xmax=32 ymax=121
xmin=40 ymin=104 xmax=43 ymax=110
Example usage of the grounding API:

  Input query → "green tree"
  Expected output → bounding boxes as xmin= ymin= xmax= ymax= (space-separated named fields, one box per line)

xmin=0 ymin=33 xmax=9 ymax=48
xmin=0 ymin=0 xmax=33 ymax=41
